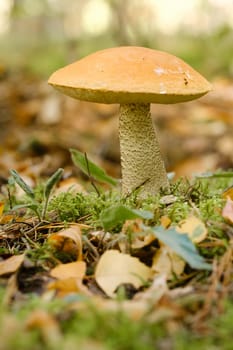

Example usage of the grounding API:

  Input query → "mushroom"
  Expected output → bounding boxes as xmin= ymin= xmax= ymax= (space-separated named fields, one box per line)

xmin=48 ymin=46 xmax=212 ymax=198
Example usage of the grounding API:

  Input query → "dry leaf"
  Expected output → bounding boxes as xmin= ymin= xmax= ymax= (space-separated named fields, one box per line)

xmin=49 ymin=261 xmax=88 ymax=297
xmin=222 ymin=187 xmax=233 ymax=200
xmin=0 ymin=201 xmax=4 ymax=217
xmin=95 ymin=250 xmax=153 ymax=298
xmin=222 ymin=197 xmax=233 ymax=224
xmin=152 ymin=246 xmax=185 ymax=279
xmin=121 ymin=219 xmax=155 ymax=250
xmin=0 ymin=254 xmax=24 ymax=276
xmin=176 ymin=216 xmax=208 ymax=243
xmin=0 ymin=214 xmax=19 ymax=224
xmin=50 ymin=261 xmax=86 ymax=280
xmin=48 ymin=277 xmax=88 ymax=297
xmin=131 ymin=233 xmax=155 ymax=249
xmin=160 ymin=215 xmax=171 ymax=228
xmin=48 ymin=225 xmax=83 ymax=260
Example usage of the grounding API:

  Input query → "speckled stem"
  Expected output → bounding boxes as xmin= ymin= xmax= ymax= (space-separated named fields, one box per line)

xmin=119 ymin=103 xmax=169 ymax=197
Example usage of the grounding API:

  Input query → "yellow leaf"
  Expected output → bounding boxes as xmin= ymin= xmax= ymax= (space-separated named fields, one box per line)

xmin=50 ymin=261 xmax=86 ymax=280
xmin=222 ymin=197 xmax=233 ymax=224
xmin=48 ymin=278 xmax=80 ymax=295
xmin=131 ymin=233 xmax=155 ymax=249
xmin=49 ymin=261 xmax=88 ymax=297
xmin=160 ymin=215 xmax=171 ymax=228
xmin=48 ymin=225 xmax=83 ymax=260
xmin=152 ymin=246 xmax=185 ymax=279
xmin=95 ymin=250 xmax=153 ymax=298
xmin=0 ymin=254 xmax=24 ymax=276
xmin=222 ymin=187 xmax=233 ymax=200
xmin=0 ymin=201 xmax=4 ymax=217
xmin=176 ymin=216 xmax=208 ymax=243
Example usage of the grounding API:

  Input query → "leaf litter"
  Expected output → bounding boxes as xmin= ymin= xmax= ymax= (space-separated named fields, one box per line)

xmin=1 ymin=75 xmax=233 ymax=347
xmin=1 ymin=154 xmax=233 ymax=337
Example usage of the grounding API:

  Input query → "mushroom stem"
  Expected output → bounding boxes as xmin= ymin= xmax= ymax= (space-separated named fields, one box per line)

xmin=119 ymin=103 xmax=169 ymax=197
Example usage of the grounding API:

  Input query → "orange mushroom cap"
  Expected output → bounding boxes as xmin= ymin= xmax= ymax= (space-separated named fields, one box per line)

xmin=48 ymin=46 xmax=212 ymax=104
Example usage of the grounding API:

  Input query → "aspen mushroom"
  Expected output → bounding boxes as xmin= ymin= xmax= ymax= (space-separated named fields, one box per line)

xmin=48 ymin=46 xmax=212 ymax=198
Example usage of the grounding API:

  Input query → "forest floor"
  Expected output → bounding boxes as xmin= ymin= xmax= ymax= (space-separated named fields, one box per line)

xmin=0 ymin=69 xmax=233 ymax=349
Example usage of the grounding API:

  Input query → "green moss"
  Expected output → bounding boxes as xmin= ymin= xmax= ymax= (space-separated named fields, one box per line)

xmin=47 ymin=174 xmax=230 ymax=235
xmin=48 ymin=191 xmax=121 ymax=227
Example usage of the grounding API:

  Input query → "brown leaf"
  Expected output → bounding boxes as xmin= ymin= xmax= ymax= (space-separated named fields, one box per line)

xmin=48 ymin=261 xmax=88 ymax=297
xmin=50 ymin=261 xmax=86 ymax=280
xmin=48 ymin=277 xmax=92 ymax=297
xmin=131 ymin=232 xmax=155 ymax=249
xmin=222 ymin=197 xmax=233 ymax=224
xmin=0 ymin=201 xmax=4 ymax=217
xmin=0 ymin=254 xmax=24 ymax=276
xmin=95 ymin=250 xmax=153 ymax=298
xmin=160 ymin=215 xmax=171 ymax=228
xmin=48 ymin=225 xmax=83 ymax=260
xmin=222 ymin=187 xmax=233 ymax=200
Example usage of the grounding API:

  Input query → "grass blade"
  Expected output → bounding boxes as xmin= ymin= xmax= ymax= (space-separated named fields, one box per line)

xmin=70 ymin=149 xmax=118 ymax=187
xmin=44 ymin=168 xmax=64 ymax=200
xmin=10 ymin=169 xmax=35 ymax=199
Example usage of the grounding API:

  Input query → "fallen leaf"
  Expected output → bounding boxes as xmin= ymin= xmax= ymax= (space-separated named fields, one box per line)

xmin=95 ymin=250 xmax=153 ymax=298
xmin=131 ymin=232 xmax=155 ymax=249
xmin=48 ymin=225 xmax=83 ymax=260
xmin=222 ymin=197 xmax=233 ymax=224
xmin=48 ymin=277 xmax=91 ymax=297
xmin=50 ymin=261 xmax=86 ymax=280
xmin=152 ymin=245 xmax=185 ymax=279
xmin=0 ymin=214 xmax=19 ymax=224
xmin=122 ymin=220 xmax=155 ymax=249
xmin=0 ymin=254 xmax=24 ymax=276
xmin=222 ymin=186 xmax=233 ymax=200
xmin=176 ymin=216 xmax=208 ymax=243
xmin=160 ymin=215 xmax=171 ymax=228
xmin=49 ymin=261 xmax=88 ymax=297
xmin=0 ymin=201 xmax=4 ymax=216
xmin=150 ymin=226 xmax=212 ymax=270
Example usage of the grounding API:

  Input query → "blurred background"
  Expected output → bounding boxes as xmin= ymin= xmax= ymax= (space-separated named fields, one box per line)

xmin=0 ymin=0 xmax=233 ymax=183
